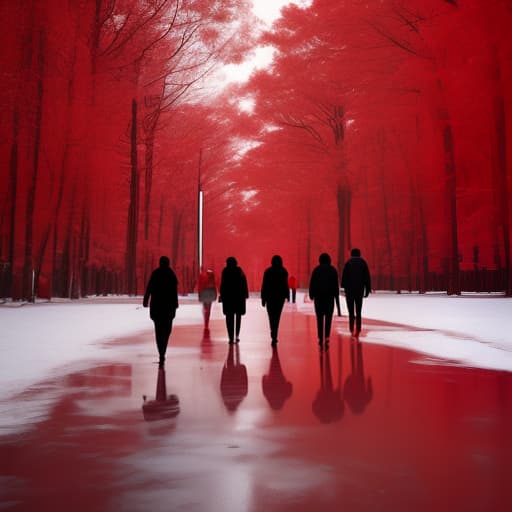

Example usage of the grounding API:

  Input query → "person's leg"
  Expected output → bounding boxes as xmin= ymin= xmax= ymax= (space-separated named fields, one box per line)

xmin=292 ymin=289 xmax=296 ymax=303
xmin=268 ymin=301 xmax=284 ymax=342
xmin=355 ymin=296 xmax=363 ymax=333
xmin=154 ymin=319 xmax=167 ymax=364
xmin=203 ymin=302 xmax=211 ymax=328
xmin=225 ymin=313 xmax=235 ymax=342
xmin=314 ymin=301 xmax=324 ymax=342
xmin=235 ymin=313 xmax=242 ymax=341
xmin=324 ymin=302 xmax=335 ymax=341
xmin=345 ymin=295 xmax=355 ymax=333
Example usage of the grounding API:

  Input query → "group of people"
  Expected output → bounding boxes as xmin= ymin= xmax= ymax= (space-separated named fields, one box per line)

xmin=143 ymin=249 xmax=371 ymax=366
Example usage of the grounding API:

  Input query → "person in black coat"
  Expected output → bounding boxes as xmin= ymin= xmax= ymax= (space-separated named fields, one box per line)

xmin=143 ymin=256 xmax=179 ymax=366
xmin=261 ymin=255 xmax=289 ymax=345
xmin=341 ymin=248 xmax=371 ymax=336
xmin=309 ymin=253 xmax=341 ymax=347
xmin=219 ymin=256 xmax=249 ymax=343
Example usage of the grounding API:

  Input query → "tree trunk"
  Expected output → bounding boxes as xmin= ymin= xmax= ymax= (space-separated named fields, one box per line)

xmin=23 ymin=29 xmax=44 ymax=301
xmin=126 ymin=98 xmax=139 ymax=295
xmin=5 ymin=108 xmax=19 ymax=298
xmin=491 ymin=55 xmax=510 ymax=295
xmin=336 ymin=184 xmax=351 ymax=277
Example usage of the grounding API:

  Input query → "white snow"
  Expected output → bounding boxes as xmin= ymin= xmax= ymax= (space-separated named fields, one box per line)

xmin=1 ymin=292 xmax=511 ymax=435
xmin=299 ymin=291 xmax=512 ymax=372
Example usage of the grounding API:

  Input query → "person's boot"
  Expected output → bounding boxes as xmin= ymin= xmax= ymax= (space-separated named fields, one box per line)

xmin=355 ymin=317 xmax=361 ymax=336
xmin=349 ymin=316 xmax=355 ymax=335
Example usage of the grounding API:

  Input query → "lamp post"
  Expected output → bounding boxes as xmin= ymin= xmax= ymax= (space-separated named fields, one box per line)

xmin=197 ymin=149 xmax=203 ymax=272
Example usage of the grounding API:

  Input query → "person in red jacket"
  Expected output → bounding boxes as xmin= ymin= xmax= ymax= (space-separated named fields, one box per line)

xmin=198 ymin=268 xmax=217 ymax=330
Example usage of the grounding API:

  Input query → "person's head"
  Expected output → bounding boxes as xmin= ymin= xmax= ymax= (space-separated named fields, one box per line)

xmin=319 ymin=253 xmax=331 ymax=265
xmin=271 ymin=255 xmax=283 ymax=267
xmin=351 ymin=248 xmax=361 ymax=257
xmin=159 ymin=255 xmax=170 ymax=267
xmin=226 ymin=256 xmax=237 ymax=267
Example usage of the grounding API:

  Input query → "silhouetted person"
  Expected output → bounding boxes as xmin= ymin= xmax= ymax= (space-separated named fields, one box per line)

xmin=341 ymin=248 xmax=371 ymax=336
xmin=142 ymin=367 xmax=180 ymax=421
xmin=288 ymin=275 xmax=297 ymax=303
xmin=261 ymin=255 xmax=289 ymax=345
xmin=198 ymin=268 xmax=217 ymax=331
xmin=344 ymin=339 xmax=373 ymax=414
xmin=309 ymin=253 xmax=340 ymax=347
xmin=143 ymin=255 xmax=178 ymax=366
xmin=262 ymin=346 xmax=293 ymax=410
xmin=312 ymin=339 xmax=344 ymax=423
xmin=219 ymin=256 xmax=248 ymax=343
xmin=220 ymin=344 xmax=248 ymax=413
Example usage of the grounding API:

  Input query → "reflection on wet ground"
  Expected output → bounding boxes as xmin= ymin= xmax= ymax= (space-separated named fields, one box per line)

xmin=1 ymin=300 xmax=511 ymax=511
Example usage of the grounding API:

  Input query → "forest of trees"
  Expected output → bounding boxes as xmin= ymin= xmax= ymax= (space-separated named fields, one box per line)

xmin=1 ymin=0 xmax=511 ymax=300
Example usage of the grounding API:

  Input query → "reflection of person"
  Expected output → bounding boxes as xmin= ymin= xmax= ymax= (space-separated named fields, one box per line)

xmin=220 ymin=344 xmax=248 ymax=413
xmin=261 ymin=255 xmax=289 ymax=345
xmin=143 ymin=256 xmax=179 ymax=366
xmin=142 ymin=367 xmax=180 ymax=421
xmin=219 ymin=257 xmax=249 ymax=344
xmin=312 ymin=338 xmax=344 ymax=423
xmin=288 ymin=275 xmax=297 ymax=303
xmin=198 ymin=269 xmax=217 ymax=331
xmin=309 ymin=253 xmax=341 ymax=347
xmin=344 ymin=339 xmax=373 ymax=414
xmin=262 ymin=346 xmax=293 ymax=410
xmin=341 ymin=248 xmax=371 ymax=336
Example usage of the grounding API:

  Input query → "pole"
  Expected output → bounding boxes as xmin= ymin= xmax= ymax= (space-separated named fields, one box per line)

xmin=198 ymin=189 xmax=203 ymax=271
xmin=197 ymin=148 xmax=203 ymax=272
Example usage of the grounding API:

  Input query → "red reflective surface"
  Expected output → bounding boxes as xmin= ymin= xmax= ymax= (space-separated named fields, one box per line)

xmin=1 ymin=301 xmax=511 ymax=511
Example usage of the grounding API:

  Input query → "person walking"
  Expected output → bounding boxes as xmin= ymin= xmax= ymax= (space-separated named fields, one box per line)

xmin=219 ymin=257 xmax=249 ymax=344
xmin=143 ymin=255 xmax=179 ymax=367
xmin=261 ymin=255 xmax=289 ymax=345
xmin=198 ymin=268 xmax=217 ymax=331
xmin=309 ymin=253 xmax=341 ymax=347
xmin=288 ymin=274 xmax=297 ymax=303
xmin=341 ymin=248 xmax=371 ymax=336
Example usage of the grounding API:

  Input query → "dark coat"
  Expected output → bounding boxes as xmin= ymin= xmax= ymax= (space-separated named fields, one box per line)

xmin=219 ymin=265 xmax=249 ymax=315
xmin=143 ymin=266 xmax=179 ymax=320
xmin=261 ymin=265 xmax=289 ymax=306
xmin=341 ymin=256 xmax=371 ymax=298
xmin=309 ymin=263 xmax=340 ymax=305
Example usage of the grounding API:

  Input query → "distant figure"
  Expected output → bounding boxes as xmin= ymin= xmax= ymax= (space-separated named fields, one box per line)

xmin=261 ymin=255 xmax=289 ymax=345
xmin=219 ymin=256 xmax=249 ymax=343
xmin=262 ymin=346 xmax=293 ymax=410
xmin=341 ymin=248 xmax=371 ymax=336
xmin=220 ymin=344 xmax=248 ymax=413
xmin=309 ymin=253 xmax=341 ymax=347
xmin=143 ymin=255 xmax=179 ymax=366
xmin=198 ymin=268 xmax=217 ymax=330
xmin=288 ymin=274 xmax=297 ymax=303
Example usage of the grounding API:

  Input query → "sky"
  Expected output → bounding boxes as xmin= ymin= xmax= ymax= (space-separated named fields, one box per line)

xmin=220 ymin=0 xmax=312 ymax=84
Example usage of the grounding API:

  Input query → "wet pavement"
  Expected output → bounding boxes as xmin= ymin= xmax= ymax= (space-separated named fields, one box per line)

xmin=1 ymin=299 xmax=511 ymax=511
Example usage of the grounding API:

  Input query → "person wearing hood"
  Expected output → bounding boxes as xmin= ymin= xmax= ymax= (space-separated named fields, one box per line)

xmin=341 ymin=248 xmax=371 ymax=336
xmin=219 ymin=257 xmax=249 ymax=343
xmin=309 ymin=253 xmax=341 ymax=347
xmin=261 ymin=255 xmax=289 ymax=345
xmin=143 ymin=255 xmax=179 ymax=366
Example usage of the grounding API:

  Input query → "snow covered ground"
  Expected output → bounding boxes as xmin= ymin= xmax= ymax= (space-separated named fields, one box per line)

xmin=1 ymin=291 xmax=511 ymax=434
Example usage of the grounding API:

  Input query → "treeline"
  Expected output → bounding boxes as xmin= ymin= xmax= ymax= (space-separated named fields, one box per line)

xmin=0 ymin=0 xmax=255 ymax=300
xmin=207 ymin=0 xmax=512 ymax=295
